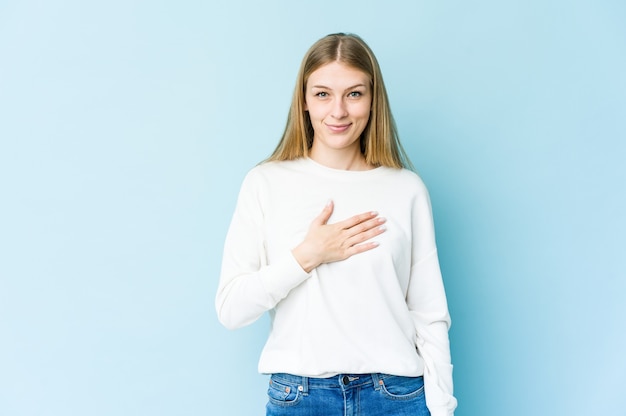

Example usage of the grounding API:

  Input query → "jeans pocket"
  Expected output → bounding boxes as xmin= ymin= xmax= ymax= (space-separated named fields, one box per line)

xmin=379 ymin=375 xmax=425 ymax=401
xmin=267 ymin=376 xmax=302 ymax=407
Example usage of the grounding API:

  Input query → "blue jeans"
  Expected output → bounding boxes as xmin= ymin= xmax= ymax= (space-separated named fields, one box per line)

xmin=266 ymin=373 xmax=431 ymax=416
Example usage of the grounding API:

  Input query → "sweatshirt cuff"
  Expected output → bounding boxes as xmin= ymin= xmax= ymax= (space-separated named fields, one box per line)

xmin=427 ymin=407 xmax=454 ymax=416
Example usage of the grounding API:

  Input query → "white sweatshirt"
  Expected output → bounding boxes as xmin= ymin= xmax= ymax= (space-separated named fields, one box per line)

xmin=216 ymin=157 xmax=457 ymax=416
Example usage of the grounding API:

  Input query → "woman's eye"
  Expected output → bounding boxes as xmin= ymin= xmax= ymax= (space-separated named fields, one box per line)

xmin=315 ymin=92 xmax=328 ymax=98
xmin=348 ymin=91 xmax=362 ymax=98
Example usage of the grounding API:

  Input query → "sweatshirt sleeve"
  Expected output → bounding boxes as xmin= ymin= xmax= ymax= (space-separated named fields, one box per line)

xmin=406 ymin=182 xmax=457 ymax=416
xmin=215 ymin=169 xmax=311 ymax=330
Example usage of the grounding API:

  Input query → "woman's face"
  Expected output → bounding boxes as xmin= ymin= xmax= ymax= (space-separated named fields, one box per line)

xmin=305 ymin=61 xmax=372 ymax=159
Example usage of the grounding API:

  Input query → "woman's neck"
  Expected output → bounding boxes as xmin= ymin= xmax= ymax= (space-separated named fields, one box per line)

xmin=308 ymin=148 xmax=373 ymax=171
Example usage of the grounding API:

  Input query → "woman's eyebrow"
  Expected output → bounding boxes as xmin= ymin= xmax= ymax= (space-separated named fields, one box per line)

xmin=310 ymin=83 xmax=367 ymax=91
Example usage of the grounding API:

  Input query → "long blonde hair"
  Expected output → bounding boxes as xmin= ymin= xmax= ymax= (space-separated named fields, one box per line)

xmin=266 ymin=33 xmax=413 ymax=169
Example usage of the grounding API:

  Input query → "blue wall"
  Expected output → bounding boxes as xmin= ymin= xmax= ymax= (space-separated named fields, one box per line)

xmin=1 ymin=1 xmax=624 ymax=415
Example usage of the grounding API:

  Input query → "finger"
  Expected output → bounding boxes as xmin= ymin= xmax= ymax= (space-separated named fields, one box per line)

xmin=345 ymin=241 xmax=380 ymax=257
xmin=345 ymin=216 xmax=386 ymax=238
xmin=313 ymin=199 xmax=334 ymax=226
xmin=346 ymin=223 xmax=386 ymax=247
xmin=337 ymin=210 xmax=379 ymax=230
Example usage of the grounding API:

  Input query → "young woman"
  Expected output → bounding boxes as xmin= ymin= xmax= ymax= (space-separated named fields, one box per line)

xmin=216 ymin=33 xmax=457 ymax=416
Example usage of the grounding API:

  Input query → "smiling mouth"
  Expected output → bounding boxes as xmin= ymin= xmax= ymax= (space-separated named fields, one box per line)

xmin=326 ymin=123 xmax=351 ymax=133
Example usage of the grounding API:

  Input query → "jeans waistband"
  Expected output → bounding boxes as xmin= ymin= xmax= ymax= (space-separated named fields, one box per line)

xmin=270 ymin=373 xmax=391 ymax=393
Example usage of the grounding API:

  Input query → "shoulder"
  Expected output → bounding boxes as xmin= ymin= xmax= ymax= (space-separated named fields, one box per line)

xmin=239 ymin=159 xmax=304 ymax=191
xmin=380 ymin=167 xmax=430 ymax=195
xmin=250 ymin=158 xmax=306 ymax=175
xmin=244 ymin=159 xmax=301 ymax=181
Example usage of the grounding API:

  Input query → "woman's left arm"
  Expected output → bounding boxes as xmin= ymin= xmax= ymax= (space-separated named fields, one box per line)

xmin=406 ymin=184 xmax=458 ymax=416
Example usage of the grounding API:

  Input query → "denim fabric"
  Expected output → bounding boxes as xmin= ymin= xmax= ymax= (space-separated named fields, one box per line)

xmin=266 ymin=373 xmax=430 ymax=416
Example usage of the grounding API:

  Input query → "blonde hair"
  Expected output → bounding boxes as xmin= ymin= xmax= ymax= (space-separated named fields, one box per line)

xmin=266 ymin=33 xmax=413 ymax=169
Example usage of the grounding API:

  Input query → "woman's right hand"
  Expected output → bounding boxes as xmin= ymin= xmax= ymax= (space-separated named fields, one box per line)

xmin=291 ymin=200 xmax=386 ymax=273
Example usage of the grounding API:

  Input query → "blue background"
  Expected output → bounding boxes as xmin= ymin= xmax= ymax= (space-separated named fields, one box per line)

xmin=1 ymin=1 xmax=624 ymax=415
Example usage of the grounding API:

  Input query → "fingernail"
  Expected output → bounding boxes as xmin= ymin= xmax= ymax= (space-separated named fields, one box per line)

xmin=326 ymin=199 xmax=333 ymax=207
xmin=378 ymin=225 xmax=387 ymax=231
xmin=370 ymin=211 xmax=378 ymax=215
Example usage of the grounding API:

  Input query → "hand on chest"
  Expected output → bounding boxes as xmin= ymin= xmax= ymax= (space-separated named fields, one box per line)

xmin=263 ymin=183 xmax=413 ymax=267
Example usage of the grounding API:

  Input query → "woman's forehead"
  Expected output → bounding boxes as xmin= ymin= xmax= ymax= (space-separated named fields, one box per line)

xmin=307 ymin=62 xmax=370 ymax=88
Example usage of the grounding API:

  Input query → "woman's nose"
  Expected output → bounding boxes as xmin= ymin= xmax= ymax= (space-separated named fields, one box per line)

xmin=331 ymin=98 xmax=348 ymax=118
